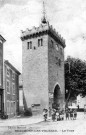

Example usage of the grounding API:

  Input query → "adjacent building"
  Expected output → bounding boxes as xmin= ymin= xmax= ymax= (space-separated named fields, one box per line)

xmin=77 ymin=94 xmax=86 ymax=109
xmin=19 ymin=74 xmax=24 ymax=114
xmin=21 ymin=14 xmax=66 ymax=115
xmin=0 ymin=34 xmax=21 ymax=118
xmin=0 ymin=35 xmax=6 ymax=116
xmin=3 ymin=60 xmax=20 ymax=118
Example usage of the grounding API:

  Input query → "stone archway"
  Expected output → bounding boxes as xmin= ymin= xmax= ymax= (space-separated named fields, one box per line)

xmin=52 ymin=84 xmax=62 ymax=109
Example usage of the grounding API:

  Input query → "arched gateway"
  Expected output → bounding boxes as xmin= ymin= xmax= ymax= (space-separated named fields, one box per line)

xmin=52 ymin=84 xmax=62 ymax=110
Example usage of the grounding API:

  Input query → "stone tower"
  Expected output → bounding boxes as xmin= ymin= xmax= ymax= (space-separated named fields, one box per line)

xmin=21 ymin=5 xmax=66 ymax=115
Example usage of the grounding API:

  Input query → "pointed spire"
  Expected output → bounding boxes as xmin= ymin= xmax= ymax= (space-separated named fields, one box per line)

xmin=41 ymin=1 xmax=47 ymax=24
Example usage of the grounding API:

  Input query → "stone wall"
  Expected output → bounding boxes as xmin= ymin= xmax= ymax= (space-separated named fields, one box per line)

xmin=48 ymin=35 xmax=65 ymax=110
xmin=22 ymin=35 xmax=49 ymax=114
xmin=22 ymin=23 xmax=65 ymax=115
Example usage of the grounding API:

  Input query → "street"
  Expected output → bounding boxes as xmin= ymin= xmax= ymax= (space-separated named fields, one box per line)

xmin=0 ymin=112 xmax=86 ymax=135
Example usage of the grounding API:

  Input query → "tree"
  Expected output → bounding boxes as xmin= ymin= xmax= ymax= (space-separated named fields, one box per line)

xmin=65 ymin=56 xmax=86 ymax=102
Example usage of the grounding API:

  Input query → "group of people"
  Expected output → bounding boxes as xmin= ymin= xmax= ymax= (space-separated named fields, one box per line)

xmin=43 ymin=108 xmax=64 ymax=121
xmin=65 ymin=108 xmax=77 ymax=120
xmin=43 ymin=108 xmax=77 ymax=121
xmin=51 ymin=109 xmax=64 ymax=121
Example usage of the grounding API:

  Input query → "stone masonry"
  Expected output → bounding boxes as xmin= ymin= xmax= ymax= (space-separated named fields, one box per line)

xmin=21 ymin=21 xmax=66 ymax=115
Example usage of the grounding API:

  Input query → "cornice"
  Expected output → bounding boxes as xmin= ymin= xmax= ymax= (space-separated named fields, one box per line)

xmin=0 ymin=35 xmax=6 ymax=43
xmin=20 ymin=23 xmax=66 ymax=48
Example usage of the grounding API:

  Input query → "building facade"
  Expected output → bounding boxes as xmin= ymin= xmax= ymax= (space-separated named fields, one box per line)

xmin=21 ymin=19 xmax=66 ymax=115
xmin=19 ymin=74 xmax=24 ymax=114
xmin=4 ymin=60 xmax=20 ymax=118
xmin=0 ymin=35 xmax=6 ymax=117
xmin=77 ymin=94 xmax=86 ymax=109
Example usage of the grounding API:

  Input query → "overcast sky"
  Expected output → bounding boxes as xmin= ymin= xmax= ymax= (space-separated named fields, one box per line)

xmin=0 ymin=0 xmax=86 ymax=72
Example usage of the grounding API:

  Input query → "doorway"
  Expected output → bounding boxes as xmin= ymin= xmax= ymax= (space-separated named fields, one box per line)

xmin=52 ymin=84 xmax=62 ymax=109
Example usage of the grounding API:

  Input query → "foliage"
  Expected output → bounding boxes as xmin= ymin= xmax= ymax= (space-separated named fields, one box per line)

xmin=65 ymin=56 xmax=86 ymax=101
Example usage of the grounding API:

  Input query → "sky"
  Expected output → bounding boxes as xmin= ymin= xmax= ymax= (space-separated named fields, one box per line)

xmin=0 ymin=0 xmax=86 ymax=72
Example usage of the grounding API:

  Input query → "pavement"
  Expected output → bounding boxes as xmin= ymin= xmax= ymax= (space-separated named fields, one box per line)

xmin=0 ymin=112 xmax=85 ymax=127
xmin=0 ymin=115 xmax=43 ymax=127
xmin=0 ymin=112 xmax=85 ymax=135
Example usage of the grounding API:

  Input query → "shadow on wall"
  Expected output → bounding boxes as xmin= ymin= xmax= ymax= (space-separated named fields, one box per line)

xmin=23 ymin=93 xmax=32 ymax=116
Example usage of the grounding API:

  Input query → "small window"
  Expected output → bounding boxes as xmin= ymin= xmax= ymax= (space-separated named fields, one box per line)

xmin=38 ymin=39 xmax=43 ymax=47
xmin=56 ymin=44 xmax=59 ymax=51
xmin=38 ymin=39 xmax=40 ymax=47
xmin=12 ymin=83 xmax=15 ymax=95
xmin=34 ymin=46 xmax=36 ymax=50
xmin=7 ymin=80 xmax=10 ymax=93
xmin=30 ymin=41 xmax=32 ymax=49
xmin=55 ymin=57 xmax=59 ymax=65
xmin=50 ymin=40 xmax=54 ymax=48
xmin=60 ymin=47 xmax=63 ymax=55
xmin=51 ymin=40 xmax=53 ymax=44
xmin=51 ymin=40 xmax=53 ymax=46
xmin=27 ymin=42 xmax=30 ymax=49
xmin=41 ymin=39 xmax=43 ymax=46
xmin=12 ymin=72 xmax=15 ymax=80
xmin=59 ymin=59 xmax=61 ymax=66
xmin=27 ymin=41 xmax=32 ymax=49
xmin=6 ymin=68 xmax=10 ymax=77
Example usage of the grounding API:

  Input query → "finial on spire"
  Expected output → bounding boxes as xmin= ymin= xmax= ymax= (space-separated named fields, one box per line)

xmin=41 ymin=1 xmax=47 ymax=24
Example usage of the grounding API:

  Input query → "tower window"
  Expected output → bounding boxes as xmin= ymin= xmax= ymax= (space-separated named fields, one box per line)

xmin=38 ymin=39 xmax=43 ymax=47
xmin=60 ymin=47 xmax=63 ymax=55
xmin=34 ymin=46 xmax=36 ymax=50
xmin=27 ymin=41 xmax=32 ymax=49
xmin=56 ymin=44 xmax=59 ymax=51
xmin=30 ymin=41 xmax=32 ymax=49
xmin=51 ymin=40 xmax=53 ymax=48
xmin=59 ymin=59 xmax=61 ymax=66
